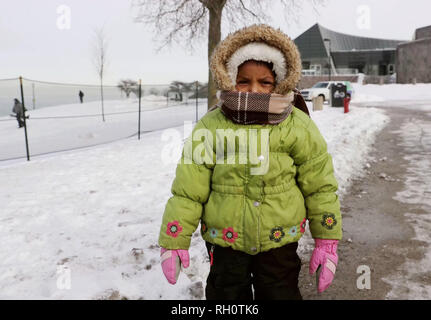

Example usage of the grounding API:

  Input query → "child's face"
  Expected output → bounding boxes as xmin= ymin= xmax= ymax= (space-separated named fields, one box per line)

xmin=235 ymin=60 xmax=275 ymax=94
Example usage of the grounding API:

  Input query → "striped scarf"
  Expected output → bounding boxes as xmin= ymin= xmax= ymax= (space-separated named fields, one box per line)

xmin=214 ymin=91 xmax=296 ymax=125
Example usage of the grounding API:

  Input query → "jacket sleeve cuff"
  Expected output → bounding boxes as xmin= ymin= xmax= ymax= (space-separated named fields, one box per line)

xmin=158 ymin=196 xmax=202 ymax=250
xmin=308 ymin=212 xmax=342 ymax=240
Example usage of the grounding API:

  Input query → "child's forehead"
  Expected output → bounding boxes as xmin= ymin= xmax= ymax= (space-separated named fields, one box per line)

xmin=240 ymin=59 xmax=273 ymax=68
xmin=237 ymin=60 xmax=275 ymax=76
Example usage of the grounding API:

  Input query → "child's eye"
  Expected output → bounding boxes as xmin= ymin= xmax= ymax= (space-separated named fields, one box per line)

xmin=237 ymin=80 xmax=248 ymax=84
xmin=263 ymin=81 xmax=274 ymax=86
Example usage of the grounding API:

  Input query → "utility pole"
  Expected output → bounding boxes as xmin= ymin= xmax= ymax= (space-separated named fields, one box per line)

xmin=19 ymin=76 xmax=30 ymax=161
xmin=32 ymin=82 xmax=36 ymax=109
xmin=138 ymin=79 xmax=142 ymax=140
xmin=324 ymin=38 xmax=332 ymax=81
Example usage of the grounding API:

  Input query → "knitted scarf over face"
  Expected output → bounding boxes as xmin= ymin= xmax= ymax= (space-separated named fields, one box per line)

xmin=211 ymin=89 xmax=310 ymax=124
xmin=216 ymin=90 xmax=294 ymax=125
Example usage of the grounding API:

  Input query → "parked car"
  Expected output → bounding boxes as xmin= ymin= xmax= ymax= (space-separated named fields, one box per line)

xmin=300 ymin=81 xmax=354 ymax=102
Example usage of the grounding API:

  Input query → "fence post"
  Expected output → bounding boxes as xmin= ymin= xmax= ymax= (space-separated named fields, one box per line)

xmin=138 ymin=79 xmax=142 ymax=140
xmin=19 ymin=76 xmax=31 ymax=161
xmin=32 ymin=82 xmax=36 ymax=110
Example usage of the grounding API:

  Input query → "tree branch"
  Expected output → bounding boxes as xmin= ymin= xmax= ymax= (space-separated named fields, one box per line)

xmin=197 ymin=0 xmax=210 ymax=7
xmin=238 ymin=0 xmax=258 ymax=19
xmin=132 ymin=0 xmax=325 ymax=51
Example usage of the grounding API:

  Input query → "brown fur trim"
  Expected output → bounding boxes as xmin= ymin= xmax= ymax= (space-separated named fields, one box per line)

xmin=210 ymin=24 xmax=302 ymax=95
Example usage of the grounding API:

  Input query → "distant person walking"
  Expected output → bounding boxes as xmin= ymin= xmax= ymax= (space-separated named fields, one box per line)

xmin=79 ymin=90 xmax=84 ymax=103
xmin=12 ymin=98 xmax=26 ymax=128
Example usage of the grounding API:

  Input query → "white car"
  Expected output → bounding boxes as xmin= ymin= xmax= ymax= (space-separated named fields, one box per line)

xmin=300 ymin=81 xmax=354 ymax=102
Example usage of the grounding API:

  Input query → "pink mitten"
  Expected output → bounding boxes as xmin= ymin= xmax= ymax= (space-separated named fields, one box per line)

xmin=309 ymin=239 xmax=339 ymax=293
xmin=160 ymin=248 xmax=190 ymax=285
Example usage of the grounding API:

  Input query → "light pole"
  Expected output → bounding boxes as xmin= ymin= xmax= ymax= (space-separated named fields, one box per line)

xmin=324 ymin=38 xmax=331 ymax=81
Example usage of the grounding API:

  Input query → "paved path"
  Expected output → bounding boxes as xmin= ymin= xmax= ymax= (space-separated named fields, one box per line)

xmin=299 ymin=103 xmax=431 ymax=299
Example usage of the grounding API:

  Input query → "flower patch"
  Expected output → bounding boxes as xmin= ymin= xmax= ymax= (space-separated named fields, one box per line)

xmin=209 ymin=228 xmax=218 ymax=239
xmin=166 ymin=221 xmax=183 ymax=238
xmin=300 ymin=218 xmax=307 ymax=233
xmin=269 ymin=227 xmax=285 ymax=243
xmin=288 ymin=226 xmax=298 ymax=237
xmin=321 ymin=213 xmax=337 ymax=230
xmin=222 ymin=227 xmax=238 ymax=243
xmin=201 ymin=221 xmax=208 ymax=235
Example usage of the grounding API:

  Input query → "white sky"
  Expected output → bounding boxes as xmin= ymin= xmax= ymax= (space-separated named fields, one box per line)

xmin=1 ymin=0 xmax=430 ymax=85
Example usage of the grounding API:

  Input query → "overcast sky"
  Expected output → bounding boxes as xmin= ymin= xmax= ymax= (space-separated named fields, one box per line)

xmin=1 ymin=0 xmax=430 ymax=85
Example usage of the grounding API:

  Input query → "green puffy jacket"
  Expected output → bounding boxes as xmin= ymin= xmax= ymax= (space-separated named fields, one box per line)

xmin=159 ymin=106 xmax=342 ymax=255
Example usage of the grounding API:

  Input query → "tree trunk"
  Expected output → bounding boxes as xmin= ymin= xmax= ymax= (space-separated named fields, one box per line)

xmin=100 ymin=77 xmax=105 ymax=122
xmin=207 ymin=2 xmax=224 ymax=110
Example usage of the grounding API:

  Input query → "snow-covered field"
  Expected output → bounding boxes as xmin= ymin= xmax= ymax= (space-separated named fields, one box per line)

xmin=352 ymin=83 xmax=431 ymax=107
xmin=1 ymin=83 xmax=430 ymax=299
xmin=0 ymin=97 xmax=207 ymax=161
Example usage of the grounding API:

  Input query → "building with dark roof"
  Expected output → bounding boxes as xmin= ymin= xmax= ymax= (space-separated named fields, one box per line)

xmin=294 ymin=24 xmax=407 ymax=76
xmin=396 ymin=25 xmax=431 ymax=84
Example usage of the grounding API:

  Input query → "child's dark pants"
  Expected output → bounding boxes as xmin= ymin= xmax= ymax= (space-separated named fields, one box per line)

xmin=205 ymin=242 xmax=302 ymax=300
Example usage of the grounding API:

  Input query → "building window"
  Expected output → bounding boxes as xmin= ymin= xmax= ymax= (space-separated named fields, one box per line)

xmin=310 ymin=64 xmax=322 ymax=75
xmin=302 ymin=61 xmax=311 ymax=69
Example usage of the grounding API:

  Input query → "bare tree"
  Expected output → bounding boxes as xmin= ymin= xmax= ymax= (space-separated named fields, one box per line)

xmin=118 ymin=79 xmax=138 ymax=98
xmin=132 ymin=0 xmax=325 ymax=109
xmin=169 ymin=80 xmax=187 ymax=101
xmin=190 ymin=81 xmax=208 ymax=99
xmin=93 ymin=27 xmax=109 ymax=121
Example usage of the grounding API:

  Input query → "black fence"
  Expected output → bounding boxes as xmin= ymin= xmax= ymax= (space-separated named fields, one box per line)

xmin=0 ymin=77 xmax=209 ymax=162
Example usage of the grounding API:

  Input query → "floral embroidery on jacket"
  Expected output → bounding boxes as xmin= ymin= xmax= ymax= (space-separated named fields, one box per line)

xmin=222 ymin=227 xmax=238 ymax=243
xmin=201 ymin=222 xmax=208 ymax=235
xmin=300 ymin=218 xmax=307 ymax=233
xmin=321 ymin=213 xmax=337 ymax=230
xmin=269 ymin=227 xmax=285 ymax=242
xmin=209 ymin=228 xmax=218 ymax=239
xmin=166 ymin=221 xmax=183 ymax=238
xmin=288 ymin=226 xmax=298 ymax=237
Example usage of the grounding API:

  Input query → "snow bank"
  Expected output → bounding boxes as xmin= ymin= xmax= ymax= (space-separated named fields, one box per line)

xmin=310 ymin=104 xmax=389 ymax=195
xmin=352 ymin=83 xmax=431 ymax=104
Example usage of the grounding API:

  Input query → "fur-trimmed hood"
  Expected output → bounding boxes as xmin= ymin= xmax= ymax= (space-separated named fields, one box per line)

xmin=210 ymin=24 xmax=302 ymax=95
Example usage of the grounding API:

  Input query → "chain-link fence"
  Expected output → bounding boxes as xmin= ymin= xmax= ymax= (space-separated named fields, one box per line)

xmin=0 ymin=77 xmax=209 ymax=162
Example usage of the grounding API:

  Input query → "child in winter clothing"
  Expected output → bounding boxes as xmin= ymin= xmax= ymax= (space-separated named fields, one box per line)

xmin=158 ymin=24 xmax=342 ymax=300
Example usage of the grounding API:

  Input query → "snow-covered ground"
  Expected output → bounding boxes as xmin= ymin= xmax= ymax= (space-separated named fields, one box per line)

xmin=351 ymin=83 xmax=431 ymax=299
xmin=0 ymin=97 xmax=207 ymax=161
xmin=352 ymin=83 xmax=431 ymax=108
xmin=0 ymin=85 xmax=392 ymax=299
xmin=383 ymin=116 xmax=431 ymax=300
xmin=3 ymin=83 xmax=431 ymax=299
xmin=1 ymin=83 xmax=430 ymax=300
